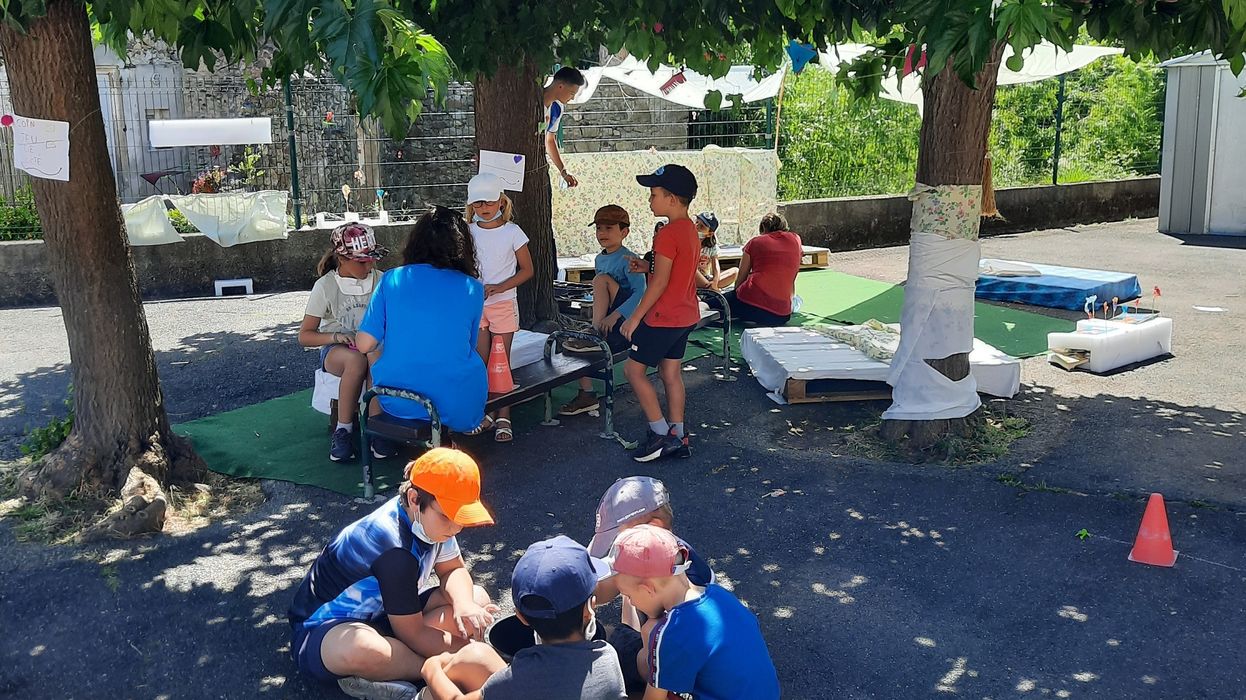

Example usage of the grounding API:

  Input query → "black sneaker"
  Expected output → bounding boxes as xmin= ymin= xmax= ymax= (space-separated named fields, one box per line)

xmin=370 ymin=436 xmax=399 ymax=460
xmin=330 ymin=427 xmax=355 ymax=462
xmin=670 ymin=430 xmax=692 ymax=459
xmin=562 ymin=336 xmax=603 ymax=354
xmin=632 ymin=430 xmax=681 ymax=463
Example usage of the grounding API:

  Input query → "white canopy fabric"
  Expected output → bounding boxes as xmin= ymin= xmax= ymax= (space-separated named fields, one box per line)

xmin=820 ymin=43 xmax=1123 ymax=109
xmin=570 ymin=55 xmax=786 ymax=108
xmin=570 ymin=43 xmax=1120 ymax=112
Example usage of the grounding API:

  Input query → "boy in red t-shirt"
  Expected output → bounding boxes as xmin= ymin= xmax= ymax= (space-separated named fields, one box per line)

xmin=620 ymin=164 xmax=701 ymax=462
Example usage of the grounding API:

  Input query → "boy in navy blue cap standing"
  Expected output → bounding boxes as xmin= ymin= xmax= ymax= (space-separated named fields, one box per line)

xmin=621 ymin=164 xmax=702 ymax=462
xmin=419 ymin=536 xmax=626 ymax=700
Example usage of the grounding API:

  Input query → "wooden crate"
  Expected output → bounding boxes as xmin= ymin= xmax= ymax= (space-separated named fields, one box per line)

xmin=782 ymin=377 xmax=892 ymax=404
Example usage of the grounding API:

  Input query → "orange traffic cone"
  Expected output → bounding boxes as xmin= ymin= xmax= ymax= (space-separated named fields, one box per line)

xmin=487 ymin=336 xmax=515 ymax=394
xmin=1128 ymin=492 xmax=1178 ymax=567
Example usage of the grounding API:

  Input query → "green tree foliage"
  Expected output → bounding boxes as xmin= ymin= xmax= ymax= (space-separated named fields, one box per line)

xmin=778 ymin=55 xmax=1166 ymax=199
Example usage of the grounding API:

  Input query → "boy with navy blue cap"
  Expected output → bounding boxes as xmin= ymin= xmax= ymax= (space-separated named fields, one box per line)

xmin=420 ymin=536 xmax=626 ymax=700
xmin=621 ymin=163 xmax=702 ymax=462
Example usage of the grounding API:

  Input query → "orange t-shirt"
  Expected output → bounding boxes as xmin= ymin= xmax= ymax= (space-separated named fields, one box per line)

xmin=645 ymin=218 xmax=700 ymax=328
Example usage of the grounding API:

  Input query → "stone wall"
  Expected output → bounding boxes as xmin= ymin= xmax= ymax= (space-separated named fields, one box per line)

xmin=560 ymin=82 xmax=691 ymax=153
xmin=781 ymin=177 xmax=1161 ymax=252
xmin=0 ymin=178 xmax=1164 ymax=308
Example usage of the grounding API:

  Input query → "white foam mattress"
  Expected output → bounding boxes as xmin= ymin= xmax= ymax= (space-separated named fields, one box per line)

xmin=740 ymin=326 xmax=1021 ymax=403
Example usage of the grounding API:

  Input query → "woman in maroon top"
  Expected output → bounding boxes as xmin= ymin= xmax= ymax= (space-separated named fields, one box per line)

xmin=725 ymin=213 xmax=803 ymax=326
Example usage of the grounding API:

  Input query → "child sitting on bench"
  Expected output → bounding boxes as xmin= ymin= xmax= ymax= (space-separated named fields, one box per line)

xmin=558 ymin=204 xmax=648 ymax=417
xmin=694 ymin=211 xmax=738 ymax=291
xmin=298 ymin=222 xmax=387 ymax=462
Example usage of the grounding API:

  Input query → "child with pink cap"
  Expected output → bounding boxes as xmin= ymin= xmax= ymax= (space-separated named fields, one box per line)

xmin=609 ymin=525 xmax=780 ymax=700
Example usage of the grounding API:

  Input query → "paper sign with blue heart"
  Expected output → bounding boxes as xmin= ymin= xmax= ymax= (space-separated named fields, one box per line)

xmin=479 ymin=150 xmax=526 ymax=192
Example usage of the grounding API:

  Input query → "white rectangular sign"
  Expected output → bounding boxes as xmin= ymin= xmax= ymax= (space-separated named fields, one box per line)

xmin=13 ymin=114 xmax=69 ymax=181
xmin=148 ymin=118 xmax=273 ymax=147
xmin=479 ymin=150 xmax=526 ymax=192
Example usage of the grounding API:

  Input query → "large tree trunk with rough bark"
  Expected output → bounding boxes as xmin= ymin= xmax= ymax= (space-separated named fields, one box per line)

xmin=473 ymin=57 xmax=558 ymax=327
xmin=0 ymin=0 xmax=203 ymax=536
xmin=880 ymin=46 xmax=1006 ymax=449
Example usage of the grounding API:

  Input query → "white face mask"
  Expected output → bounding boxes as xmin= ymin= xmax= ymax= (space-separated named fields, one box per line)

xmin=534 ymin=608 xmax=596 ymax=646
xmin=335 ymin=272 xmax=374 ymax=296
xmin=409 ymin=508 xmax=437 ymax=545
xmin=473 ymin=209 xmax=503 ymax=224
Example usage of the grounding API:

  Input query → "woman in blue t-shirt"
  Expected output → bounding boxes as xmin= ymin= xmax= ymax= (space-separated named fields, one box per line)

xmin=355 ymin=207 xmax=487 ymax=455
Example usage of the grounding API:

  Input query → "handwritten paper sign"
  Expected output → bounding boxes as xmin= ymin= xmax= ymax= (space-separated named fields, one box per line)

xmin=479 ymin=150 xmax=525 ymax=192
xmin=12 ymin=115 xmax=69 ymax=181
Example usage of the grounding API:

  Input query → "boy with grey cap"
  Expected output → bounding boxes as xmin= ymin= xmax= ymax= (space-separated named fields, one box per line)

xmin=587 ymin=476 xmax=715 ymax=694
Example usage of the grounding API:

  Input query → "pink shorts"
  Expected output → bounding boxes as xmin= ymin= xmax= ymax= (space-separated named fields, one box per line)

xmin=480 ymin=299 xmax=519 ymax=334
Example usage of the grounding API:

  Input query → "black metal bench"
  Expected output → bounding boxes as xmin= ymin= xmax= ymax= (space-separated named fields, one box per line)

xmin=354 ymin=288 xmax=735 ymax=498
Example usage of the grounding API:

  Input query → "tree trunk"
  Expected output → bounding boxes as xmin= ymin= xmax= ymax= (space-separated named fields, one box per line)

xmin=880 ymin=46 xmax=1006 ymax=449
xmin=473 ymin=57 xmax=558 ymax=327
xmin=0 ymin=0 xmax=203 ymax=533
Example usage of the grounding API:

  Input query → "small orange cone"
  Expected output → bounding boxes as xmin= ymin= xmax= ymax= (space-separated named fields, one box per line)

xmin=1128 ymin=492 xmax=1178 ymax=567
xmin=487 ymin=336 xmax=515 ymax=394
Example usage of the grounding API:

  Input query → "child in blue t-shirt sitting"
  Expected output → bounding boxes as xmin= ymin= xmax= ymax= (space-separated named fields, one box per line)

xmin=558 ymin=204 xmax=647 ymax=417
xmin=609 ymin=525 xmax=780 ymax=700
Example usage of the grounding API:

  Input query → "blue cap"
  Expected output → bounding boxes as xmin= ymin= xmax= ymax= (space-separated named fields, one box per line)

xmin=511 ymin=536 xmax=610 ymax=619
xmin=636 ymin=164 xmax=698 ymax=199
xmin=695 ymin=212 xmax=719 ymax=232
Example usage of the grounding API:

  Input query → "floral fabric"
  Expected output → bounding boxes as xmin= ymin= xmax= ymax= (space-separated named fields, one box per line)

xmin=812 ymin=320 xmax=900 ymax=363
xmin=549 ymin=146 xmax=779 ymax=257
xmin=908 ymin=183 xmax=982 ymax=241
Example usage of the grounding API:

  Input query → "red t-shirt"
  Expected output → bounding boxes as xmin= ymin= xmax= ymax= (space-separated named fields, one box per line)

xmin=737 ymin=231 xmax=803 ymax=316
xmin=645 ymin=218 xmax=700 ymax=328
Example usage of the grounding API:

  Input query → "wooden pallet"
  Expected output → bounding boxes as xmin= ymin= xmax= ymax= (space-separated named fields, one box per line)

xmin=782 ymin=377 xmax=892 ymax=404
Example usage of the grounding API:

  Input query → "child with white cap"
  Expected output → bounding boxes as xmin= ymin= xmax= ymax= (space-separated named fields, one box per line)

xmin=465 ymin=171 xmax=533 ymax=442
xmin=609 ymin=525 xmax=780 ymax=700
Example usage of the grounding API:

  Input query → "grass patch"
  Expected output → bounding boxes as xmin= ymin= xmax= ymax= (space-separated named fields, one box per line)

xmin=844 ymin=412 xmax=1033 ymax=466
xmin=1 ymin=459 xmax=265 ymax=544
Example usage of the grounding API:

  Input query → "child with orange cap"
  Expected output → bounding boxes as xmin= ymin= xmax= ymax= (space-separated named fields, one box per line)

xmin=609 ymin=525 xmax=780 ymax=700
xmin=288 ymin=448 xmax=498 ymax=700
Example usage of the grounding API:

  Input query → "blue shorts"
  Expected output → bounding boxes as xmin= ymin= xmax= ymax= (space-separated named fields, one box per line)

xmin=318 ymin=343 xmax=345 ymax=370
xmin=291 ymin=589 xmax=435 ymax=684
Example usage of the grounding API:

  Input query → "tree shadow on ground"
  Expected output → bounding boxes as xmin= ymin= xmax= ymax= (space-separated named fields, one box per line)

xmin=0 ymin=322 xmax=311 ymax=459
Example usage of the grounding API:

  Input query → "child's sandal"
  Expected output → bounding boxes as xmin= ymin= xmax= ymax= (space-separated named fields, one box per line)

xmin=466 ymin=415 xmax=494 ymax=436
xmin=494 ymin=418 xmax=513 ymax=443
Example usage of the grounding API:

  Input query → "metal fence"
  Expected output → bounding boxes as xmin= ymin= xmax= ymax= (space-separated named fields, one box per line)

xmin=0 ymin=57 xmax=1163 ymax=239
xmin=777 ymin=58 xmax=1165 ymax=200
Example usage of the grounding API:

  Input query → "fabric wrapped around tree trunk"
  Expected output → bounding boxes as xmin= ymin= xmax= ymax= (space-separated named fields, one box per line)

xmin=883 ymin=184 xmax=983 ymax=421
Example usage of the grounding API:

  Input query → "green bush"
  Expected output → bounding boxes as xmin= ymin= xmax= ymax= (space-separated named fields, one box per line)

xmin=21 ymin=389 xmax=74 ymax=461
xmin=168 ymin=209 xmax=200 ymax=234
xmin=0 ymin=186 xmax=43 ymax=241
xmin=778 ymin=56 xmax=1164 ymax=200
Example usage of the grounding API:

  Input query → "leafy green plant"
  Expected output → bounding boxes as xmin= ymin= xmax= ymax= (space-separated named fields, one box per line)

xmin=168 ymin=209 xmax=199 ymax=234
xmin=21 ymin=388 xmax=74 ymax=461
xmin=228 ymin=146 xmax=267 ymax=188
xmin=0 ymin=186 xmax=44 ymax=241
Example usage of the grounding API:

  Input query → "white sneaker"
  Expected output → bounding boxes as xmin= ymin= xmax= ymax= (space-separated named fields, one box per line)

xmin=337 ymin=677 xmax=420 ymax=700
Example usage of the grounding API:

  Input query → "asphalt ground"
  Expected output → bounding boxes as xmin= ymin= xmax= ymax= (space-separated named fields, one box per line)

xmin=2 ymin=219 xmax=1243 ymax=699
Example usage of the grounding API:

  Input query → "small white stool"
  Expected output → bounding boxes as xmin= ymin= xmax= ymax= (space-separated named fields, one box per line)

xmin=214 ymin=278 xmax=253 ymax=297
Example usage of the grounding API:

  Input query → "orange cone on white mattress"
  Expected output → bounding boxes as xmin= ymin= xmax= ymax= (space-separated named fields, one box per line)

xmin=487 ymin=336 xmax=515 ymax=394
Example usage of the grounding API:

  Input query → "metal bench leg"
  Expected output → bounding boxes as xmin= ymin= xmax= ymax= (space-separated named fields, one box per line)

xmin=541 ymin=392 xmax=560 ymax=426
xmin=598 ymin=363 xmax=638 ymax=449
xmin=359 ymin=396 xmax=375 ymax=500
xmin=716 ymin=308 xmax=736 ymax=382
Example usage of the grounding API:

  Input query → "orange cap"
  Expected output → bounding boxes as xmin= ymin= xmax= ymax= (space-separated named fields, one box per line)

xmin=408 ymin=448 xmax=494 ymax=526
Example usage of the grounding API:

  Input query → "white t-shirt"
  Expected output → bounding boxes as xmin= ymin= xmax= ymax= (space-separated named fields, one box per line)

xmin=304 ymin=269 xmax=381 ymax=334
xmin=470 ymin=221 xmax=528 ymax=305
